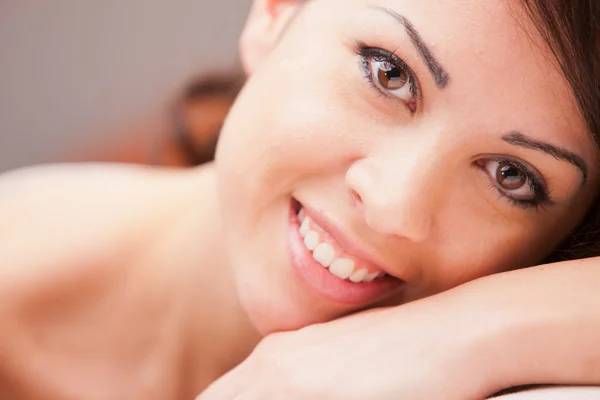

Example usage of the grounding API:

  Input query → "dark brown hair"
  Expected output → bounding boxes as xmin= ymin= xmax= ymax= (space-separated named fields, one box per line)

xmin=171 ymin=72 xmax=244 ymax=165
xmin=174 ymin=0 xmax=600 ymax=261
xmin=520 ymin=0 xmax=600 ymax=261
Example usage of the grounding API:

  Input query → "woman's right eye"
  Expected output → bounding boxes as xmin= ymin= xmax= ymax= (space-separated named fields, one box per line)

xmin=355 ymin=44 xmax=419 ymax=113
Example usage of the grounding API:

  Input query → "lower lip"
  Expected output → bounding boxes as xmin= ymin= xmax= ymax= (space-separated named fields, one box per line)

xmin=287 ymin=200 xmax=404 ymax=306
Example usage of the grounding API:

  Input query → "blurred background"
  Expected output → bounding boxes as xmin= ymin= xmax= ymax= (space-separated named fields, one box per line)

xmin=0 ymin=0 xmax=251 ymax=172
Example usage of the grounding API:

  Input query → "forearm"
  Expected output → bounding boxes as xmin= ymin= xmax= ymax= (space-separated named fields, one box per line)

xmin=454 ymin=257 xmax=600 ymax=392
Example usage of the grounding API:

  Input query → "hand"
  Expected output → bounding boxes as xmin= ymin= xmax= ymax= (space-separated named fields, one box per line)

xmin=197 ymin=294 xmax=498 ymax=400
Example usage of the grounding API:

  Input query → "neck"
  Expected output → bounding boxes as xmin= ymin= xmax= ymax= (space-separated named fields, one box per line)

xmin=157 ymin=164 xmax=261 ymax=397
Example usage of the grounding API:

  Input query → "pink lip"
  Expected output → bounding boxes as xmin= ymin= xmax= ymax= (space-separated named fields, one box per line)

xmin=287 ymin=199 xmax=404 ymax=306
xmin=302 ymin=204 xmax=392 ymax=275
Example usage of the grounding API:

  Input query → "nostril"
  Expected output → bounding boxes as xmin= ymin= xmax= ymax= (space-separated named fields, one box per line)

xmin=349 ymin=188 xmax=363 ymax=207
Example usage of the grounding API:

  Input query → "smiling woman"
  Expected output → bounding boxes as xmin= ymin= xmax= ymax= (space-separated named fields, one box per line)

xmin=0 ymin=0 xmax=600 ymax=399
xmin=215 ymin=0 xmax=598 ymax=332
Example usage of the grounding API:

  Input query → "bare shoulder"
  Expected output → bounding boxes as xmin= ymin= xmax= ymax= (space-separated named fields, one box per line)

xmin=0 ymin=163 xmax=187 ymax=269
xmin=0 ymin=162 xmax=204 ymax=297
xmin=0 ymin=163 xmax=205 ymax=398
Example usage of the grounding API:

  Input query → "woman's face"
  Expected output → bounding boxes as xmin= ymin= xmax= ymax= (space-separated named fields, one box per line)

xmin=216 ymin=0 xmax=598 ymax=333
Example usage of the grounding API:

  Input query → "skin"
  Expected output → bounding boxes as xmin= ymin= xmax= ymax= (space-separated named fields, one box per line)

xmin=0 ymin=0 xmax=599 ymax=399
xmin=218 ymin=0 xmax=598 ymax=333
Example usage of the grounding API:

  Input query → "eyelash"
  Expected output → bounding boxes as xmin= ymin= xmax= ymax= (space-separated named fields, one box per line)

xmin=480 ymin=158 xmax=552 ymax=210
xmin=353 ymin=42 xmax=420 ymax=112
xmin=353 ymin=43 xmax=552 ymax=211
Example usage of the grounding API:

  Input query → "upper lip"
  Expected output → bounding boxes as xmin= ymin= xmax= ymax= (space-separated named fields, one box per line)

xmin=299 ymin=202 xmax=401 ymax=281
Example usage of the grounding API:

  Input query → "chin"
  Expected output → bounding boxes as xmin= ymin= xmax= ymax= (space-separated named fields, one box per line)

xmin=238 ymin=282 xmax=343 ymax=335
xmin=243 ymin=300 xmax=336 ymax=336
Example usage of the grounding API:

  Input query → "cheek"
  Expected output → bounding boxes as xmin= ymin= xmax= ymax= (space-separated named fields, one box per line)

xmin=428 ymin=207 xmax=563 ymax=294
xmin=217 ymin=65 xmax=372 ymax=202
xmin=219 ymin=17 xmax=395 ymax=179
xmin=374 ymin=215 xmax=553 ymax=307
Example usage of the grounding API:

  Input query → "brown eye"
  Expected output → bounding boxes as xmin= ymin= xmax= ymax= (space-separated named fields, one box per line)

xmin=496 ymin=163 xmax=527 ymax=190
xmin=359 ymin=46 xmax=419 ymax=112
xmin=367 ymin=58 xmax=415 ymax=104
xmin=481 ymin=159 xmax=539 ymax=202
xmin=376 ymin=61 xmax=408 ymax=90
xmin=479 ymin=158 xmax=550 ymax=208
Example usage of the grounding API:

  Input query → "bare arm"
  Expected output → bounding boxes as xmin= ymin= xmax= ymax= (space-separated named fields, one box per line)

xmin=459 ymin=257 xmax=600 ymax=393
xmin=196 ymin=256 xmax=600 ymax=400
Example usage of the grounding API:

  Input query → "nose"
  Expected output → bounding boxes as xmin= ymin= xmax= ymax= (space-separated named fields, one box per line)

xmin=345 ymin=147 xmax=438 ymax=243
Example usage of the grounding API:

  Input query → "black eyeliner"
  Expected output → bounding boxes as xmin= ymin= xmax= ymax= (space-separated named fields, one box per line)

xmin=353 ymin=41 xmax=421 ymax=109
xmin=486 ymin=158 xmax=553 ymax=209
xmin=503 ymin=158 xmax=552 ymax=207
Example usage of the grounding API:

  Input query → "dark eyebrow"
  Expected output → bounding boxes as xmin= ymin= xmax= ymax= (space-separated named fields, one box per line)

xmin=371 ymin=6 xmax=450 ymax=89
xmin=503 ymin=131 xmax=588 ymax=184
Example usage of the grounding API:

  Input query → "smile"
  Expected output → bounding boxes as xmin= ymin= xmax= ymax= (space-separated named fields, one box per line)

xmin=287 ymin=199 xmax=404 ymax=306
xmin=298 ymin=208 xmax=386 ymax=283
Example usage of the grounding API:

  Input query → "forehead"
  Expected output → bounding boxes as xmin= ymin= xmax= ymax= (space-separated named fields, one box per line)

xmin=306 ymin=0 xmax=593 ymax=158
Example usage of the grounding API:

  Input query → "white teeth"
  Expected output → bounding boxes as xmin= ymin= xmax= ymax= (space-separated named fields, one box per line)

xmin=299 ymin=218 xmax=310 ymax=237
xmin=363 ymin=272 xmax=380 ymax=282
xmin=297 ymin=213 xmax=386 ymax=283
xmin=329 ymin=258 xmax=355 ymax=280
xmin=298 ymin=208 xmax=305 ymax=223
xmin=313 ymin=243 xmax=336 ymax=267
xmin=349 ymin=268 xmax=368 ymax=283
xmin=304 ymin=231 xmax=319 ymax=251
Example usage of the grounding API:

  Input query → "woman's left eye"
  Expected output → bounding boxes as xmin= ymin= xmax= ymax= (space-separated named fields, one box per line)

xmin=355 ymin=44 xmax=419 ymax=112
xmin=478 ymin=158 xmax=550 ymax=208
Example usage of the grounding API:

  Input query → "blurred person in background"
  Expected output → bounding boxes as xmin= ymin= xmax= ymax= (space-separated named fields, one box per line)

xmin=71 ymin=73 xmax=242 ymax=167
